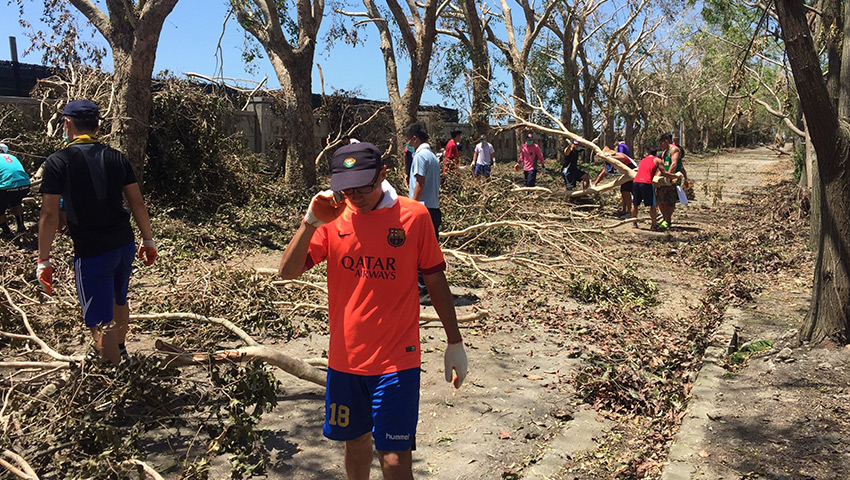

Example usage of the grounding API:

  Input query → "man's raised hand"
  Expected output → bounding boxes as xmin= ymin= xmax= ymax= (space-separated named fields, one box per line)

xmin=304 ymin=190 xmax=345 ymax=227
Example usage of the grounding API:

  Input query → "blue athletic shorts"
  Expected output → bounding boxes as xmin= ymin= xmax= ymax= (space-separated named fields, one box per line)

xmin=324 ymin=367 xmax=420 ymax=451
xmin=473 ymin=164 xmax=491 ymax=177
xmin=632 ymin=182 xmax=656 ymax=207
xmin=73 ymin=241 xmax=136 ymax=328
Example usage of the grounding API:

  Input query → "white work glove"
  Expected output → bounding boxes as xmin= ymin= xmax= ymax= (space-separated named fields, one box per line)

xmin=444 ymin=341 xmax=468 ymax=388
xmin=304 ymin=190 xmax=345 ymax=228
xmin=36 ymin=259 xmax=54 ymax=295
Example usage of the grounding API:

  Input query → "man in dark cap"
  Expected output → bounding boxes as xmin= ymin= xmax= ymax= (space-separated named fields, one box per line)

xmin=278 ymin=141 xmax=468 ymax=480
xmin=37 ymin=99 xmax=157 ymax=365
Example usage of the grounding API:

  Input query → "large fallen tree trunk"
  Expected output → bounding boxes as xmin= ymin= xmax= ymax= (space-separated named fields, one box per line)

xmin=155 ymin=340 xmax=327 ymax=387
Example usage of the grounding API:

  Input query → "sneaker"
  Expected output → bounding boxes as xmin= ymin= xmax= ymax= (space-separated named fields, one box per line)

xmin=120 ymin=352 xmax=139 ymax=368
xmin=650 ymin=225 xmax=662 ymax=232
xmin=85 ymin=343 xmax=102 ymax=363
xmin=631 ymin=222 xmax=638 ymax=228
xmin=619 ymin=213 xmax=633 ymax=220
xmin=658 ymin=220 xmax=669 ymax=230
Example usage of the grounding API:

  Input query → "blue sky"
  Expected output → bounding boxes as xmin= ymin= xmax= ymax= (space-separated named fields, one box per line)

xmin=0 ymin=1 xmax=447 ymax=106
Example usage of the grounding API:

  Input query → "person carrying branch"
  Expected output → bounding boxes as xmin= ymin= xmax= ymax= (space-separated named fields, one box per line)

xmin=37 ymin=99 xmax=157 ymax=366
xmin=657 ymin=133 xmax=685 ymax=229
xmin=562 ymin=140 xmax=589 ymax=190
xmin=631 ymin=148 xmax=680 ymax=232
xmin=594 ymin=141 xmax=638 ymax=218
xmin=0 ymin=143 xmax=30 ymax=239
xmin=278 ymin=141 xmax=468 ymax=480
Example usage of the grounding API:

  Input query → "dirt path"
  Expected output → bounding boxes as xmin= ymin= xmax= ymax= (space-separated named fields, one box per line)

xmin=205 ymin=146 xmax=795 ymax=479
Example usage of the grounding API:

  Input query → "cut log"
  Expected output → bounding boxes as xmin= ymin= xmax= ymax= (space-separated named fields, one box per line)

xmin=154 ymin=340 xmax=326 ymax=387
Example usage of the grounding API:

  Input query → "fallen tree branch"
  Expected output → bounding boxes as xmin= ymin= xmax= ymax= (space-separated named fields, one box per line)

xmin=271 ymin=279 xmax=328 ymax=294
xmin=0 ymin=287 xmax=76 ymax=363
xmin=420 ymin=309 xmax=489 ymax=325
xmin=440 ymin=220 xmax=557 ymax=238
xmin=155 ymin=340 xmax=326 ymax=387
xmin=511 ymin=186 xmax=553 ymax=193
xmin=131 ymin=313 xmax=258 ymax=347
xmin=1 ymin=449 xmax=38 ymax=480
xmin=0 ymin=362 xmax=69 ymax=370
xmin=121 ymin=458 xmax=164 ymax=480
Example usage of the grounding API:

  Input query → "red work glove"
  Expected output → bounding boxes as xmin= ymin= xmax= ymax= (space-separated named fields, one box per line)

xmin=137 ymin=239 xmax=157 ymax=266
xmin=304 ymin=190 xmax=345 ymax=227
xmin=36 ymin=260 xmax=53 ymax=295
xmin=514 ymin=163 xmax=520 ymax=172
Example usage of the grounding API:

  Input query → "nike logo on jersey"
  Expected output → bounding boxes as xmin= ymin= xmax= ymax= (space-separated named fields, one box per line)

xmin=338 ymin=232 xmax=353 ymax=237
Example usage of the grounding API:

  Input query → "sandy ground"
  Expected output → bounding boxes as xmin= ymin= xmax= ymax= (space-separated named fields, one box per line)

xmin=178 ymin=146 xmax=804 ymax=480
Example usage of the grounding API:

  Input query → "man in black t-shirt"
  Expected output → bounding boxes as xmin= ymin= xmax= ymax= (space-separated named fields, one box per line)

xmin=37 ymin=99 xmax=158 ymax=365
xmin=561 ymin=140 xmax=589 ymax=190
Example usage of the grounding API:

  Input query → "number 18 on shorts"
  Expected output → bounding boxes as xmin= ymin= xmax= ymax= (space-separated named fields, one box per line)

xmin=323 ymin=367 xmax=420 ymax=451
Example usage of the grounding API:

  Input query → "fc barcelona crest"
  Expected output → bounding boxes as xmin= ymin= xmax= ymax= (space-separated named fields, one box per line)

xmin=387 ymin=228 xmax=406 ymax=247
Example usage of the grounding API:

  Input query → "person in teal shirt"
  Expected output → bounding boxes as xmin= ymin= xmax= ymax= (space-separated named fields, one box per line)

xmin=0 ymin=143 xmax=30 ymax=238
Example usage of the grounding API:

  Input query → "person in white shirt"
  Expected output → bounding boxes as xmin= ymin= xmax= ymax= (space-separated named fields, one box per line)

xmin=471 ymin=133 xmax=496 ymax=178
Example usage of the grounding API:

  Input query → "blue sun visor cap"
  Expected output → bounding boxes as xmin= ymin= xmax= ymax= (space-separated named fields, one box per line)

xmin=330 ymin=142 xmax=383 ymax=191
xmin=62 ymin=99 xmax=100 ymax=118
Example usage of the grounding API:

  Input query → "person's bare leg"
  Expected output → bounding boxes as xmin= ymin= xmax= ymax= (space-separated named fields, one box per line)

xmin=345 ymin=433 xmax=374 ymax=480
xmin=90 ymin=326 xmax=120 ymax=365
xmin=378 ymin=449 xmax=414 ymax=480
xmin=10 ymin=205 xmax=25 ymax=231
xmin=659 ymin=202 xmax=673 ymax=224
xmin=114 ymin=301 xmax=130 ymax=345
xmin=631 ymin=203 xmax=638 ymax=222
xmin=649 ymin=205 xmax=659 ymax=228
xmin=621 ymin=192 xmax=632 ymax=214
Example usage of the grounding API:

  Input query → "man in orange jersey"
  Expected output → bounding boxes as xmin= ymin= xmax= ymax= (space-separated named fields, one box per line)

xmin=278 ymin=142 xmax=468 ymax=480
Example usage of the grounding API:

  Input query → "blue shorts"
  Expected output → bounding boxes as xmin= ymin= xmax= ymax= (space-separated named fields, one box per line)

xmin=74 ymin=242 xmax=136 ymax=328
xmin=632 ymin=182 xmax=656 ymax=207
xmin=324 ymin=367 xmax=420 ymax=451
xmin=473 ymin=164 xmax=491 ymax=177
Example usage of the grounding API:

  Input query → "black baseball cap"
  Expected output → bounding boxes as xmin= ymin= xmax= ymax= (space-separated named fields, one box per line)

xmin=62 ymin=100 xmax=100 ymax=118
xmin=330 ymin=142 xmax=383 ymax=191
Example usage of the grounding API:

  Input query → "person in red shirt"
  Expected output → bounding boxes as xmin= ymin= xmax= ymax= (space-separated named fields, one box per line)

xmin=278 ymin=142 xmax=468 ymax=480
xmin=442 ymin=130 xmax=462 ymax=174
xmin=631 ymin=148 xmax=680 ymax=231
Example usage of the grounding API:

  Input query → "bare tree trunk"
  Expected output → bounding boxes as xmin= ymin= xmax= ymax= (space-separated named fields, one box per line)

xmin=804 ymin=117 xmax=821 ymax=248
xmin=460 ymin=0 xmax=491 ymax=139
xmin=776 ymin=0 xmax=850 ymax=345
xmin=110 ymin=49 xmax=156 ymax=183
xmin=68 ymin=0 xmax=179 ymax=185
xmin=511 ymin=71 xmax=530 ymax=159
xmin=231 ymin=0 xmax=324 ymax=188
xmin=270 ymin=54 xmax=319 ymax=187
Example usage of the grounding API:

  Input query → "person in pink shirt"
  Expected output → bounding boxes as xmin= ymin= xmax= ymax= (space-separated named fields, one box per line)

xmin=516 ymin=133 xmax=545 ymax=187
